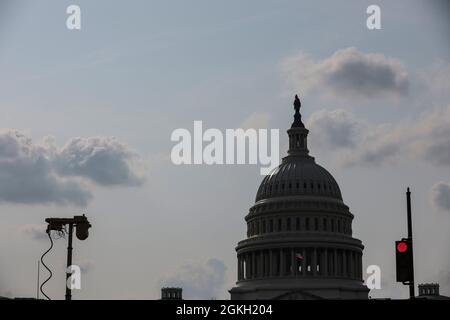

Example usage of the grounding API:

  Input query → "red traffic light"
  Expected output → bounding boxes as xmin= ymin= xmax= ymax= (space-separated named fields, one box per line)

xmin=397 ymin=241 xmax=408 ymax=253
xmin=395 ymin=239 xmax=413 ymax=283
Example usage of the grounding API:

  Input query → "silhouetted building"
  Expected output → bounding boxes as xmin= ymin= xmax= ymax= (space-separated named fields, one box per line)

xmin=0 ymin=296 xmax=39 ymax=300
xmin=417 ymin=283 xmax=450 ymax=300
xmin=161 ymin=287 xmax=183 ymax=300
xmin=230 ymin=96 xmax=369 ymax=300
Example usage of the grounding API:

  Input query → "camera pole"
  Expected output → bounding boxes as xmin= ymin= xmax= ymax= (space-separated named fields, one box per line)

xmin=65 ymin=223 xmax=74 ymax=301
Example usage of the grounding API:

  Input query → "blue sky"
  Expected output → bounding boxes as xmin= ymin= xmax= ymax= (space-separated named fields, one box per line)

xmin=0 ymin=0 xmax=449 ymax=299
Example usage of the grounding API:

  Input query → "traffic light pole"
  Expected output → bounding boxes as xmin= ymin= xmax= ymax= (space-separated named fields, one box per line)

xmin=406 ymin=187 xmax=414 ymax=299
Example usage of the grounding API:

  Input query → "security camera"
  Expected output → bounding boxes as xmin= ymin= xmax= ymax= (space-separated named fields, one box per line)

xmin=74 ymin=214 xmax=91 ymax=240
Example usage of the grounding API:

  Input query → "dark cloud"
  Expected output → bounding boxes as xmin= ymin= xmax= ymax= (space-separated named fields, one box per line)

xmin=0 ymin=129 xmax=144 ymax=207
xmin=161 ymin=258 xmax=226 ymax=299
xmin=283 ymin=47 xmax=409 ymax=100
xmin=54 ymin=137 xmax=145 ymax=187
xmin=0 ymin=130 xmax=92 ymax=206
xmin=431 ymin=182 xmax=450 ymax=212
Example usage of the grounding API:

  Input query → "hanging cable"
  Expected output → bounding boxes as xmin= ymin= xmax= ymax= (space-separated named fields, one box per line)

xmin=39 ymin=231 xmax=54 ymax=300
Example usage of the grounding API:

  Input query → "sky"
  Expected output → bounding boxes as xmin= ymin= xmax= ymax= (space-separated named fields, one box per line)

xmin=0 ymin=0 xmax=449 ymax=299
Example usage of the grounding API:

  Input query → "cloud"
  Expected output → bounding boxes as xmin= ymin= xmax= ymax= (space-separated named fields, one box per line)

xmin=0 ymin=130 xmax=92 ymax=206
xmin=282 ymin=47 xmax=409 ymax=100
xmin=241 ymin=112 xmax=270 ymax=130
xmin=307 ymin=109 xmax=364 ymax=148
xmin=419 ymin=61 xmax=450 ymax=96
xmin=18 ymin=224 xmax=48 ymax=241
xmin=161 ymin=258 xmax=226 ymax=299
xmin=431 ymin=182 xmax=450 ymax=212
xmin=54 ymin=137 xmax=145 ymax=187
xmin=0 ymin=129 xmax=144 ymax=207
xmin=323 ymin=104 xmax=450 ymax=167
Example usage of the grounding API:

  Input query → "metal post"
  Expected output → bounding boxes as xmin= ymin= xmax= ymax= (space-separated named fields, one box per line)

xmin=37 ymin=260 xmax=40 ymax=299
xmin=406 ymin=187 xmax=415 ymax=299
xmin=65 ymin=223 xmax=74 ymax=301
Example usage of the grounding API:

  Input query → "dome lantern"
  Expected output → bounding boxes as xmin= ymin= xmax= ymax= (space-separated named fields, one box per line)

xmin=287 ymin=94 xmax=310 ymax=158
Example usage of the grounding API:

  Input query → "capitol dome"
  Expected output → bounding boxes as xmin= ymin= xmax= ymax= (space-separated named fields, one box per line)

xmin=256 ymin=158 xmax=343 ymax=202
xmin=230 ymin=95 xmax=369 ymax=300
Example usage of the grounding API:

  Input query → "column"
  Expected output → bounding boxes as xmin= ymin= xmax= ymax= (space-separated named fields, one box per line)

xmin=294 ymin=248 xmax=299 ymax=276
xmin=291 ymin=248 xmax=295 ymax=276
xmin=301 ymin=248 xmax=306 ymax=276
xmin=253 ymin=251 xmax=258 ymax=278
xmin=263 ymin=251 xmax=267 ymax=277
xmin=251 ymin=252 xmax=255 ymax=279
xmin=269 ymin=250 xmax=273 ymax=277
xmin=243 ymin=254 xmax=247 ymax=279
xmin=358 ymin=253 xmax=362 ymax=279
xmin=255 ymin=251 xmax=259 ymax=278
xmin=240 ymin=256 xmax=244 ymax=280
xmin=247 ymin=253 xmax=251 ymax=279
xmin=280 ymin=249 xmax=285 ymax=276
xmin=324 ymin=248 xmax=328 ymax=276
xmin=312 ymin=248 xmax=317 ymax=275
xmin=350 ymin=251 xmax=354 ymax=279
xmin=343 ymin=250 xmax=347 ymax=277
xmin=259 ymin=251 xmax=264 ymax=278
xmin=237 ymin=256 xmax=241 ymax=280
xmin=245 ymin=253 xmax=248 ymax=279
xmin=333 ymin=249 xmax=338 ymax=276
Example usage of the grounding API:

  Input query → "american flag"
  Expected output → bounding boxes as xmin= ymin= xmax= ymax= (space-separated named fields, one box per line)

xmin=295 ymin=253 xmax=304 ymax=260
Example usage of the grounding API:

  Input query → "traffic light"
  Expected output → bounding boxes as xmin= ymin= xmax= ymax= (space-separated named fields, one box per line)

xmin=395 ymin=238 xmax=413 ymax=283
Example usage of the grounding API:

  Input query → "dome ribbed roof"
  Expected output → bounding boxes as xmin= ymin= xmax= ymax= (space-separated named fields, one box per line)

xmin=255 ymin=157 xmax=342 ymax=202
